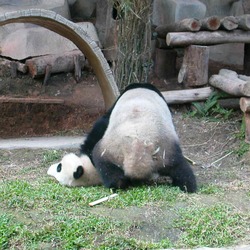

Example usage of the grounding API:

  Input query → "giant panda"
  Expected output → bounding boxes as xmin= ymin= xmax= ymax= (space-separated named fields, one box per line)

xmin=47 ymin=83 xmax=197 ymax=192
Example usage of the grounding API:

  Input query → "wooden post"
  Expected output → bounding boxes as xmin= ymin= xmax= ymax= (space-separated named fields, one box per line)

xmin=240 ymin=97 xmax=250 ymax=143
xmin=244 ymin=43 xmax=250 ymax=75
xmin=178 ymin=45 xmax=209 ymax=87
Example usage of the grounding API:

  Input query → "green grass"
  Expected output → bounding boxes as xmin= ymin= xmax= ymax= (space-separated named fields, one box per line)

xmin=175 ymin=204 xmax=249 ymax=247
xmin=0 ymin=177 xmax=249 ymax=249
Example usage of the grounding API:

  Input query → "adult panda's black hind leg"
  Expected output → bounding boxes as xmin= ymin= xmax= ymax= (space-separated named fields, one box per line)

xmin=93 ymin=157 xmax=131 ymax=189
xmin=161 ymin=144 xmax=197 ymax=193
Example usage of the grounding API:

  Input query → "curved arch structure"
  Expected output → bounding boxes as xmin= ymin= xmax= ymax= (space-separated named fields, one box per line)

xmin=0 ymin=9 xmax=120 ymax=109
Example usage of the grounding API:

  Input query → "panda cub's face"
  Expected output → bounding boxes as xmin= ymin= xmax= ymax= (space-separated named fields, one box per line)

xmin=47 ymin=153 xmax=85 ymax=187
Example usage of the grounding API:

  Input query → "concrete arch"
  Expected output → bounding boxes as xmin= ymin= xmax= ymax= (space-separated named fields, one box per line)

xmin=0 ymin=9 xmax=120 ymax=109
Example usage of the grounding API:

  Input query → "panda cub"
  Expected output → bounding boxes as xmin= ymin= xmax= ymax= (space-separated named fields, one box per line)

xmin=47 ymin=83 xmax=197 ymax=192
xmin=47 ymin=153 xmax=102 ymax=187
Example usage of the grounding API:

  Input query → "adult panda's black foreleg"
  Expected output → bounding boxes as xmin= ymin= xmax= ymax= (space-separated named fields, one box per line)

xmin=93 ymin=156 xmax=131 ymax=189
xmin=169 ymin=156 xmax=197 ymax=193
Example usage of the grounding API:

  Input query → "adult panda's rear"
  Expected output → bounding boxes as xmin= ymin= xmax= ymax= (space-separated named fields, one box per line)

xmin=91 ymin=83 xmax=197 ymax=192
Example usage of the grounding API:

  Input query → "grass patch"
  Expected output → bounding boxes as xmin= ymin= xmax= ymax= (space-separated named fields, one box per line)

xmin=0 ymin=177 xmax=249 ymax=249
xmin=199 ymin=184 xmax=224 ymax=195
xmin=175 ymin=204 xmax=249 ymax=247
xmin=40 ymin=150 xmax=63 ymax=167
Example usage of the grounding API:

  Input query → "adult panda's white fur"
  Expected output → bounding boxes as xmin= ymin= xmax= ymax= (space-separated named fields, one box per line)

xmin=96 ymin=87 xmax=177 ymax=180
xmin=47 ymin=153 xmax=102 ymax=187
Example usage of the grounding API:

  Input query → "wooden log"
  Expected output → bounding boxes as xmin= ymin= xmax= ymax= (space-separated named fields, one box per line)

xmin=178 ymin=45 xmax=209 ymax=87
xmin=155 ymin=18 xmax=201 ymax=38
xmin=220 ymin=16 xmax=238 ymax=31
xmin=25 ymin=50 xmax=85 ymax=78
xmin=240 ymin=97 xmax=250 ymax=143
xmin=166 ymin=30 xmax=250 ymax=47
xmin=218 ymin=69 xmax=238 ymax=79
xmin=209 ymin=74 xmax=250 ymax=96
xmin=237 ymin=14 xmax=250 ymax=30
xmin=240 ymin=97 xmax=250 ymax=112
xmin=162 ymin=87 xmax=213 ymax=104
xmin=0 ymin=97 xmax=65 ymax=104
xmin=239 ymin=74 xmax=250 ymax=81
xmin=201 ymin=16 xmax=221 ymax=31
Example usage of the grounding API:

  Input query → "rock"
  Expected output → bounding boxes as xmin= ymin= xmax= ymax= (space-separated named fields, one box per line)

xmin=0 ymin=0 xmax=71 ymax=19
xmin=95 ymin=0 xmax=117 ymax=62
xmin=70 ymin=0 xmax=97 ymax=20
xmin=152 ymin=0 xmax=206 ymax=26
xmin=0 ymin=22 xmax=101 ymax=60
xmin=199 ymin=0 xmax=241 ymax=17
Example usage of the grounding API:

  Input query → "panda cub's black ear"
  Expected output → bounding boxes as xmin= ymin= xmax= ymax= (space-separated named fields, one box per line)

xmin=73 ymin=166 xmax=84 ymax=179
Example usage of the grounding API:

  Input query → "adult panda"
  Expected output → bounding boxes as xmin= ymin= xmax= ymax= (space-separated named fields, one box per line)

xmin=79 ymin=83 xmax=197 ymax=192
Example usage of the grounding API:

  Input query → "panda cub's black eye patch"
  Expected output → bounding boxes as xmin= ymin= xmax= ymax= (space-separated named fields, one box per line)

xmin=57 ymin=163 xmax=62 ymax=172
xmin=73 ymin=166 xmax=84 ymax=179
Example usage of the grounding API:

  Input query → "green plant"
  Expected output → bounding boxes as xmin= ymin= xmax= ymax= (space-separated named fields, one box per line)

xmin=190 ymin=92 xmax=233 ymax=120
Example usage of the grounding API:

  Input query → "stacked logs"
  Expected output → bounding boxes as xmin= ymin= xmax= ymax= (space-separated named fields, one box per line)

xmin=156 ymin=14 xmax=250 ymax=40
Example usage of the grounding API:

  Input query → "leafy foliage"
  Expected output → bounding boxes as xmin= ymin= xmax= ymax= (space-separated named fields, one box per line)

xmin=190 ymin=92 xmax=233 ymax=120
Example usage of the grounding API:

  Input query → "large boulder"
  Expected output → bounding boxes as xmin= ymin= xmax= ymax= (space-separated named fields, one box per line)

xmin=0 ymin=22 xmax=101 ymax=60
xmin=152 ymin=0 xmax=206 ymax=26
xmin=0 ymin=0 xmax=71 ymax=19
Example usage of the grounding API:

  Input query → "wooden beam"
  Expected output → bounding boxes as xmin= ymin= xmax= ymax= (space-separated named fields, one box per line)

xmin=0 ymin=97 xmax=65 ymax=104
xmin=167 ymin=30 xmax=250 ymax=47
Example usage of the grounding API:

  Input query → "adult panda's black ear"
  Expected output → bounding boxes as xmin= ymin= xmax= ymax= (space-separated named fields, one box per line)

xmin=73 ymin=166 xmax=84 ymax=179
